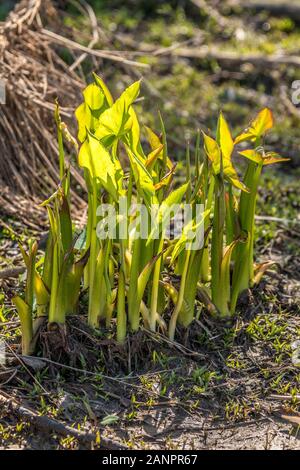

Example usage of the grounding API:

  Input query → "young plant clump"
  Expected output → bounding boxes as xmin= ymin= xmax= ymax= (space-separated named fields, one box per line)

xmin=12 ymin=75 xmax=289 ymax=356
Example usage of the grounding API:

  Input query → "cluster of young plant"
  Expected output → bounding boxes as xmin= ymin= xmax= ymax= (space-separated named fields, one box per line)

xmin=12 ymin=74 xmax=288 ymax=355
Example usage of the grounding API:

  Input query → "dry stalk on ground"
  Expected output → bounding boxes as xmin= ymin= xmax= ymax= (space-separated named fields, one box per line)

xmin=0 ymin=1 xmax=87 ymax=212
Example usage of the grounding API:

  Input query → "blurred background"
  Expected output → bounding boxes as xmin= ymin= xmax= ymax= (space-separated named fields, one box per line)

xmin=0 ymin=0 xmax=299 ymax=229
xmin=1 ymin=0 xmax=300 ymax=161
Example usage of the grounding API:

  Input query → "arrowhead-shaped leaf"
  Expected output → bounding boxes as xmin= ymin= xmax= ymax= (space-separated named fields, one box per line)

xmin=78 ymin=133 xmax=119 ymax=200
xmin=234 ymin=108 xmax=274 ymax=144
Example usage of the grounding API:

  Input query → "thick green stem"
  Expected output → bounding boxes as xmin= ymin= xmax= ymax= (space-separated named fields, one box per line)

xmin=47 ymin=204 xmax=65 ymax=325
xmin=211 ymin=176 xmax=225 ymax=309
xmin=128 ymin=236 xmax=141 ymax=331
xmin=225 ymin=185 xmax=235 ymax=245
xmin=247 ymin=165 xmax=262 ymax=284
xmin=12 ymin=297 xmax=33 ymax=356
xmin=117 ymin=269 xmax=126 ymax=343
xmin=179 ymin=246 xmax=205 ymax=327
xmin=169 ymin=249 xmax=191 ymax=341
xmin=149 ymin=235 xmax=164 ymax=331
xmin=48 ymin=239 xmax=60 ymax=323
xmin=84 ymin=191 xmax=93 ymax=289
xmin=88 ymin=178 xmax=99 ymax=327
xmin=200 ymin=177 xmax=214 ymax=282
xmin=231 ymin=162 xmax=262 ymax=313
xmin=117 ymin=239 xmax=127 ymax=343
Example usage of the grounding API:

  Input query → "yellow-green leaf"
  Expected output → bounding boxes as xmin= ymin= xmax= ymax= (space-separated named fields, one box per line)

xmin=95 ymin=80 xmax=141 ymax=145
xmin=126 ymin=107 xmax=146 ymax=160
xmin=223 ymin=160 xmax=249 ymax=192
xmin=202 ymin=132 xmax=221 ymax=175
xmin=75 ymin=102 xmax=92 ymax=143
xmin=148 ymin=182 xmax=189 ymax=242
xmin=218 ymin=112 xmax=234 ymax=161
xmin=203 ymin=130 xmax=248 ymax=191
xmin=238 ymin=149 xmax=262 ymax=164
xmin=145 ymin=126 xmax=173 ymax=170
xmin=125 ymin=145 xmax=157 ymax=207
xmin=162 ymin=182 xmax=189 ymax=210
xmin=78 ymin=133 xmax=118 ymax=200
xmin=93 ymin=73 xmax=114 ymax=106
xmin=234 ymin=108 xmax=274 ymax=144
xmin=154 ymin=165 xmax=176 ymax=191
xmin=75 ymin=83 xmax=107 ymax=142
xmin=12 ymin=296 xmax=33 ymax=355
xmin=145 ymin=144 xmax=164 ymax=169
xmin=83 ymin=83 xmax=105 ymax=111
xmin=145 ymin=126 xmax=162 ymax=151
xmin=239 ymin=149 xmax=290 ymax=166
xmin=262 ymin=152 xmax=290 ymax=166
xmin=170 ymin=209 xmax=210 ymax=265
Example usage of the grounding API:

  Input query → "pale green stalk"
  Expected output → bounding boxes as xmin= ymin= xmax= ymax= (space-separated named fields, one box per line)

xmin=231 ymin=161 xmax=262 ymax=313
xmin=149 ymin=235 xmax=164 ymax=332
xmin=88 ymin=178 xmax=99 ymax=327
xmin=128 ymin=236 xmax=141 ymax=330
xmin=169 ymin=249 xmax=191 ymax=341
xmin=200 ymin=173 xmax=215 ymax=283
xmin=211 ymin=176 xmax=226 ymax=310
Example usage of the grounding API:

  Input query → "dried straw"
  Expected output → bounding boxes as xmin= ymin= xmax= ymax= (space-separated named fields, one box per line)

xmin=0 ymin=0 xmax=144 ymax=226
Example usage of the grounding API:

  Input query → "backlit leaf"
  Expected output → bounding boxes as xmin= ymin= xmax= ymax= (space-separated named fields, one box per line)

xmin=93 ymin=73 xmax=114 ymax=106
xmin=78 ymin=133 xmax=118 ymax=200
xmin=217 ymin=112 xmax=234 ymax=161
xmin=222 ymin=161 xmax=249 ymax=192
xmin=145 ymin=144 xmax=164 ymax=169
xmin=125 ymin=145 xmax=157 ymax=207
xmin=234 ymin=108 xmax=274 ymax=144
xmin=75 ymin=102 xmax=92 ymax=143
xmin=145 ymin=126 xmax=162 ymax=151
xmin=83 ymin=83 xmax=105 ymax=111
xmin=170 ymin=209 xmax=210 ymax=264
xmin=75 ymin=83 xmax=106 ymax=142
xmin=95 ymin=80 xmax=141 ymax=146
xmin=263 ymin=153 xmax=290 ymax=165
xmin=202 ymin=132 xmax=221 ymax=175
xmin=162 ymin=182 xmax=189 ymax=209
xmin=238 ymin=149 xmax=262 ymax=164
xmin=239 ymin=149 xmax=290 ymax=166
xmin=126 ymin=107 xmax=146 ymax=160
xmin=147 ymin=183 xmax=189 ymax=242
xmin=145 ymin=126 xmax=173 ymax=170
xmin=203 ymin=131 xmax=248 ymax=191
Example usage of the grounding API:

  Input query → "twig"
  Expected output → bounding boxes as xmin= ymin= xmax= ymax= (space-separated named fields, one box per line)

xmin=255 ymin=215 xmax=300 ymax=225
xmin=279 ymin=85 xmax=300 ymax=121
xmin=0 ymin=391 xmax=126 ymax=449
xmin=41 ymin=28 xmax=149 ymax=69
xmin=173 ymin=46 xmax=300 ymax=69
xmin=269 ymin=394 xmax=300 ymax=401
xmin=142 ymin=326 xmax=206 ymax=359
xmin=68 ymin=0 xmax=100 ymax=72
xmin=189 ymin=0 xmax=232 ymax=29
xmin=242 ymin=1 xmax=300 ymax=20
xmin=0 ymin=368 xmax=18 ymax=386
